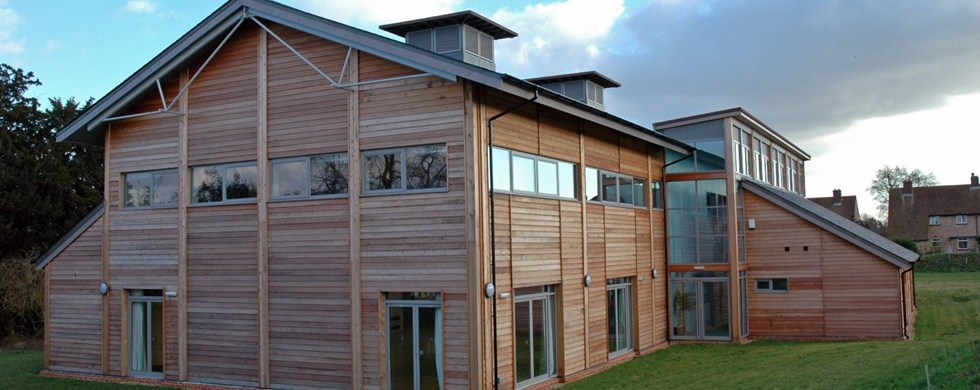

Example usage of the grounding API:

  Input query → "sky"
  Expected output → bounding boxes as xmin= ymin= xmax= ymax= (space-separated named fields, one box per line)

xmin=3 ymin=0 xmax=979 ymax=217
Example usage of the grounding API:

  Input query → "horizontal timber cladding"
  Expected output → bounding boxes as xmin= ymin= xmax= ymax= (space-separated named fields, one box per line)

xmin=744 ymin=191 xmax=904 ymax=339
xmin=585 ymin=204 xmax=608 ymax=366
xmin=268 ymin=200 xmax=352 ymax=389
xmin=266 ymin=23 xmax=349 ymax=159
xmin=47 ymin=217 xmax=104 ymax=375
xmin=186 ymin=205 xmax=259 ymax=387
xmin=510 ymin=196 xmax=562 ymax=287
xmin=187 ymin=23 xmax=259 ymax=167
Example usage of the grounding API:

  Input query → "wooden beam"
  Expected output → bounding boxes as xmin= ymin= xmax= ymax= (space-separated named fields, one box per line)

xmin=462 ymin=80 xmax=485 ymax=388
xmin=177 ymin=69 xmax=190 ymax=381
xmin=101 ymin=124 xmax=111 ymax=375
xmin=578 ymin=121 xmax=589 ymax=368
xmin=256 ymin=28 xmax=271 ymax=388
xmin=347 ymin=49 xmax=363 ymax=390
xmin=43 ymin=267 xmax=50 ymax=370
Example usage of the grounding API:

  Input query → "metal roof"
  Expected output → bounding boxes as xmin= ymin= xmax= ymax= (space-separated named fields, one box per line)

xmin=379 ymin=10 xmax=518 ymax=39
xmin=526 ymin=71 xmax=622 ymax=88
xmin=743 ymin=178 xmax=918 ymax=267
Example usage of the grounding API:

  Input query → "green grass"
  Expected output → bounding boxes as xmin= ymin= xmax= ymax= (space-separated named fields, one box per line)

xmin=2 ymin=274 xmax=978 ymax=389
xmin=563 ymin=272 xmax=980 ymax=389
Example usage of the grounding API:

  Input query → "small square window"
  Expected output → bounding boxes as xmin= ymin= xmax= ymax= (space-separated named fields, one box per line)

xmin=957 ymin=238 xmax=969 ymax=250
xmin=756 ymin=278 xmax=787 ymax=293
xmin=928 ymin=216 xmax=940 ymax=226
xmin=955 ymin=215 xmax=967 ymax=225
xmin=755 ymin=280 xmax=770 ymax=290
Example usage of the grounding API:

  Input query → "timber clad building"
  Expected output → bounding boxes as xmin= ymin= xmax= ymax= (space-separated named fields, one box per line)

xmin=37 ymin=1 xmax=918 ymax=389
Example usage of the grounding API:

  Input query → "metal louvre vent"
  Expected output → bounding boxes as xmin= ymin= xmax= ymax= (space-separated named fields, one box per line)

xmin=464 ymin=25 xmax=479 ymax=56
xmin=406 ymin=30 xmax=433 ymax=51
xmin=565 ymin=80 xmax=586 ymax=101
xmin=595 ymin=84 xmax=603 ymax=105
xmin=434 ymin=25 xmax=460 ymax=53
xmin=587 ymin=81 xmax=597 ymax=101
xmin=479 ymin=33 xmax=493 ymax=61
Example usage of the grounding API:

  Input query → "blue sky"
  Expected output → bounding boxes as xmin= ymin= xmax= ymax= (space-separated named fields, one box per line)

xmin=4 ymin=0 xmax=980 ymax=216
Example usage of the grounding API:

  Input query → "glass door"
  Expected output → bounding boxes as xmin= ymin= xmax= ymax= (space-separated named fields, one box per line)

xmin=514 ymin=286 xmax=556 ymax=388
xmin=670 ymin=273 xmax=730 ymax=340
xmin=130 ymin=290 xmax=163 ymax=377
xmin=387 ymin=293 xmax=442 ymax=390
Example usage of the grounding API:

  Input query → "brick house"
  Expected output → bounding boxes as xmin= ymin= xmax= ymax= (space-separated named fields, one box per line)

xmin=888 ymin=174 xmax=980 ymax=253
xmin=808 ymin=189 xmax=860 ymax=221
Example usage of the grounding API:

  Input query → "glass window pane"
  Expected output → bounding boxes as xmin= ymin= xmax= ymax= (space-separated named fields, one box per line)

xmin=773 ymin=278 xmax=788 ymax=291
xmin=191 ymin=166 xmax=223 ymax=203
xmin=272 ymin=160 xmax=308 ymax=198
xmin=585 ymin=168 xmax=599 ymax=201
xmin=618 ymin=176 xmax=633 ymax=205
xmin=668 ymin=209 xmax=698 ymax=237
xmin=388 ymin=306 xmax=414 ymax=390
xmin=537 ymin=160 xmax=558 ymax=196
xmin=651 ymin=181 xmax=663 ymax=209
xmin=666 ymin=181 xmax=696 ymax=209
xmin=668 ymin=236 xmax=697 ymax=264
xmin=532 ymin=299 xmax=546 ymax=377
xmin=512 ymin=155 xmax=536 ymax=192
xmin=633 ymin=180 xmax=645 ymax=207
xmin=557 ymin=162 xmax=575 ymax=199
xmin=125 ymin=173 xmax=152 ymax=208
xmin=311 ymin=153 xmax=349 ymax=196
xmin=225 ymin=164 xmax=257 ymax=200
xmin=601 ymin=172 xmax=618 ymax=202
xmin=417 ymin=307 xmax=441 ymax=389
xmin=151 ymin=171 xmax=178 ymax=206
xmin=365 ymin=152 xmax=402 ymax=191
xmin=406 ymin=145 xmax=447 ymax=190
xmin=491 ymin=148 xmax=511 ymax=192
xmin=702 ymin=281 xmax=730 ymax=338
xmin=672 ymin=281 xmax=698 ymax=337
xmin=514 ymin=301 xmax=531 ymax=382
xmin=697 ymin=236 xmax=728 ymax=263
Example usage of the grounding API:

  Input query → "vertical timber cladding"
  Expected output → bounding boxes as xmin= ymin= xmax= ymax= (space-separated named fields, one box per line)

xmin=357 ymin=51 xmax=470 ymax=388
xmin=265 ymin=23 xmax=353 ymax=389
xmin=102 ymin=69 xmax=182 ymax=377
xmin=47 ymin=217 xmax=104 ymax=374
xmin=649 ymin=149 xmax=668 ymax=346
xmin=185 ymin=23 xmax=260 ymax=387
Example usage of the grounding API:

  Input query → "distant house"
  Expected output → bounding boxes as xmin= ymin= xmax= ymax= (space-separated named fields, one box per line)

xmin=888 ymin=174 xmax=980 ymax=253
xmin=808 ymin=189 xmax=860 ymax=221
xmin=35 ymin=1 xmax=918 ymax=389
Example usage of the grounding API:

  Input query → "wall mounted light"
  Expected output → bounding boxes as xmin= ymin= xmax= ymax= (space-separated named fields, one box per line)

xmin=584 ymin=274 xmax=592 ymax=287
xmin=748 ymin=218 xmax=756 ymax=230
xmin=484 ymin=282 xmax=496 ymax=298
xmin=99 ymin=281 xmax=109 ymax=296
xmin=165 ymin=291 xmax=178 ymax=297
xmin=651 ymin=268 xmax=658 ymax=279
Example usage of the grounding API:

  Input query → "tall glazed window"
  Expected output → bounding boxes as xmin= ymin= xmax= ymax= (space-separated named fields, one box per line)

xmin=514 ymin=286 xmax=557 ymax=388
xmin=667 ymin=179 xmax=729 ymax=264
xmin=129 ymin=290 xmax=163 ymax=378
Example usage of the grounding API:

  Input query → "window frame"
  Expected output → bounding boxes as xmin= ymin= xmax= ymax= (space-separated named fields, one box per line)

xmin=128 ymin=289 xmax=164 ymax=378
xmin=957 ymin=238 xmax=969 ymax=250
xmin=189 ymin=161 xmax=258 ymax=205
xmin=123 ymin=169 xmax=179 ymax=209
xmin=606 ymin=277 xmax=634 ymax=356
xmin=491 ymin=147 xmax=578 ymax=201
xmin=271 ymin=152 xmax=349 ymax=201
xmin=928 ymin=216 xmax=940 ymax=226
xmin=586 ymin=167 xmax=647 ymax=208
xmin=755 ymin=278 xmax=788 ymax=293
xmin=363 ymin=144 xmax=448 ymax=196
xmin=513 ymin=285 xmax=558 ymax=388
xmin=955 ymin=215 xmax=967 ymax=225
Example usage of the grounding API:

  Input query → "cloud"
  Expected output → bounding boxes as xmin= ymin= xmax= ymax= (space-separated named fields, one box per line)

xmin=0 ymin=6 xmax=25 ymax=55
xmin=123 ymin=0 xmax=157 ymax=14
xmin=289 ymin=0 xmax=462 ymax=32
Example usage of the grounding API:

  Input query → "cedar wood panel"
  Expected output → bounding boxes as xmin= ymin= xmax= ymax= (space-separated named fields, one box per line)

xmin=744 ymin=191 xmax=904 ymax=339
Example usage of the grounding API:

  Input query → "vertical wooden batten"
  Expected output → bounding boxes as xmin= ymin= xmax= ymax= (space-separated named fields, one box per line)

xmin=347 ymin=49 xmax=363 ymax=389
xmin=176 ymin=69 xmax=190 ymax=381
xmin=101 ymin=124 xmax=111 ymax=375
xmin=43 ymin=268 xmax=51 ymax=369
xmin=578 ymin=124 xmax=589 ymax=367
xmin=256 ymin=28 xmax=271 ymax=388
xmin=462 ymin=80 xmax=485 ymax=388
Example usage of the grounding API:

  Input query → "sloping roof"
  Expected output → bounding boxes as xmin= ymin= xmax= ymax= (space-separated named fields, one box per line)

xmin=35 ymin=203 xmax=104 ymax=270
xmin=887 ymin=183 xmax=980 ymax=240
xmin=526 ymin=71 xmax=621 ymax=88
xmin=808 ymin=195 xmax=859 ymax=221
xmin=743 ymin=179 xmax=918 ymax=268
xmin=379 ymin=10 xmax=518 ymax=39
xmin=55 ymin=0 xmax=690 ymax=155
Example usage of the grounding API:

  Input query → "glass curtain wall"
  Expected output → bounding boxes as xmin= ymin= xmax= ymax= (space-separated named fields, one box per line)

xmin=667 ymin=179 xmax=729 ymax=264
xmin=670 ymin=272 xmax=730 ymax=340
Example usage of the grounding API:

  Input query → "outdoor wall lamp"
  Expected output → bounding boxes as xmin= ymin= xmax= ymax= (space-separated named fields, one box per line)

xmin=99 ymin=281 xmax=109 ymax=296
xmin=652 ymin=268 xmax=658 ymax=279
xmin=484 ymin=282 xmax=496 ymax=298
xmin=584 ymin=274 xmax=592 ymax=287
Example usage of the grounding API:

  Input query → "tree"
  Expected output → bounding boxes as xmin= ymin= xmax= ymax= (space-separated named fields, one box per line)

xmin=867 ymin=165 xmax=938 ymax=218
xmin=855 ymin=213 xmax=886 ymax=236
xmin=0 ymin=64 xmax=103 ymax=258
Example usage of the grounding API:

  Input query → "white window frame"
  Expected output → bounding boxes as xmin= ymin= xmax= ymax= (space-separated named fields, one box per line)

xmin=928 ymin=216 xmax=940 ymax=226
xmin=513 ymin=286 xmax=558 ymax=388
xmin=123 ymin=169 xmax=178 ymax=209
xmin=129 ymin=290 xmax=164 ymax=378
xmin=957 ymin=238 xmax=969 ymax=250
xmin=955 ymin=215 xmax=967 ymax=225
xmin=491 ymin=147 xmax=577 ymax=200
xmin=607 ymin=277 xmax=634 ymax=356
xmin=755 ymin=278 xmax=788 ymax=293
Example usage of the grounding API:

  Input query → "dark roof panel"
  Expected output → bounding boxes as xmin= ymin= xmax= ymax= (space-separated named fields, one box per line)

xmin=808 ymin=195 xmax=859 ymax=221
xmin=887 ymin=184 xmax=980 ymax=239
xmin=527 ymin=71 xmax=621 ymax=88
xmin=380 ymin=10 xmax=518 ymax=39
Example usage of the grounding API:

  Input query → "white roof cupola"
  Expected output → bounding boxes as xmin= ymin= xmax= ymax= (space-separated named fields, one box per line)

xmin=380 ymin=10 xmax=518 ymax=71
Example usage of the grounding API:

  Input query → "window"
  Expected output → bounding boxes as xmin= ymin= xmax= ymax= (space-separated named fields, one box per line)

xmin=607 ymin=278 xmax=633 ymax=355
xmin=739 ymin=271 xmax=748 ymax=337
xmin=386 ymin=292 xmax=442 ymax=390
xmin=491 ymin=147 xmax=577 ymax=199
xmin=670 ymin=272 xmax=730 ymax=340
xmin=956 ymin=215 xmax=968 ymax=225
xmin=364 ymin=144 xmax=447 ymax=194
xmin=931 ymin=238 xmax=941 ymax=248
xmin=667 ymin=179 xmax=729 ymax=264
xmin=514 ymin=286 xmax=557 ymax=388
xmin=732 ymin=127 xmax=750 ymax=175
xmin=129 ymin=290 xmax=163 ymax=378
xmin=928 ymin=216 xmax=940 ymax=226
xmin=271 ymin=153 xmax=349 ymax=199
xmin=755 ymin=278 xmax=788 ymax=292
xmin=651 ymin=181 xmax=664 ymax=209
xmin=124 ymin=169 xmax=178 ymax=208
xmin=773 ymin=148 xmax=786 ymax=188
xmin=586 ymin=167 xmax=646 ymax=207
xmin=957 ymin=238 xmax=969 ymax=251
xmin=191 ymin=162 xmax=257 ymax=204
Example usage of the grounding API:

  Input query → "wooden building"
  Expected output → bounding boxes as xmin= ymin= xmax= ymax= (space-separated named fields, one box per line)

xmin=37 ymin=1 xmax=917 ymax=389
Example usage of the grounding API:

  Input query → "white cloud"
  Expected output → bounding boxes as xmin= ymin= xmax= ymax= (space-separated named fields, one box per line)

xmin=493 ymin=0 xmax=624 ymax=41
xmin=290 ymin=0 xmax=462 ymax=32
xmin=123 ymin=0 xmax=157 ymax=14
xmin=0 ymin=6 xmax=25 ymax=55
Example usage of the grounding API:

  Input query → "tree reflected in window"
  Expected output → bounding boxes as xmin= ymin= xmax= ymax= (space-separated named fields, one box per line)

xmin=225 ymin=165 xmax=257 ymax=200
xmin=311 ymin=154 xmax=348 ymax=195
xmin=192 ymin=166 xmax=223 ymax=203
xmin=407 ymin=145 xmax=447 ymax=190
xmin=365 ymin=152 xmax=401 ymax=191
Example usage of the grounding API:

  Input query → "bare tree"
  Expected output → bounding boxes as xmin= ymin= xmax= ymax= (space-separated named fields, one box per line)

xmin=868 ymin=165 xmax=938 ymax=218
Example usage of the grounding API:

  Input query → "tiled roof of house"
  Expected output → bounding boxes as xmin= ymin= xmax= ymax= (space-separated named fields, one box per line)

xmin=887 ymin=183 xmax=980 ymax=240
xmin=808 ymin=195 xmax=859 ymax=221
xmin=744 ymin=179 xmax=918 ymax=267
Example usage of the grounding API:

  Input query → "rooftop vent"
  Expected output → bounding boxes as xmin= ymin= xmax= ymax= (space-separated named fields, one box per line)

xmin=380 ymin=11 xmax=517 ymax=71
xmin=526 ymin=71 xmax=621 ymax=111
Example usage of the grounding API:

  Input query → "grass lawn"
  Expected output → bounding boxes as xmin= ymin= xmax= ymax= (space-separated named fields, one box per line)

xmin=563 ymin=272 xmax=980 ymax=389
xmin=1 ymin=273 xmax=977 ymax=389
